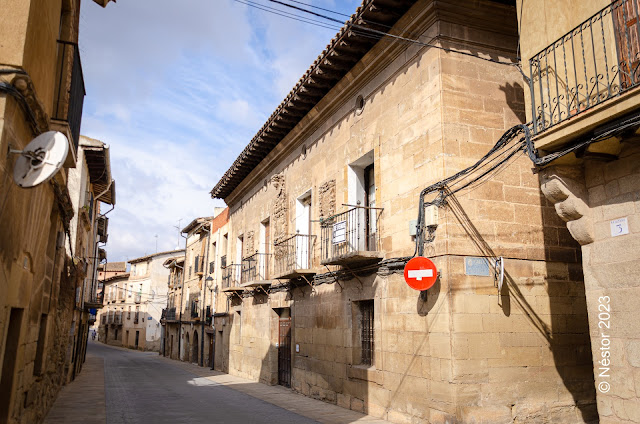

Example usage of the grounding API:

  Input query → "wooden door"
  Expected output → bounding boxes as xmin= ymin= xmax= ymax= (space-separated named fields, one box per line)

xmin=613 ymin=0 xmax=640 ymax=88
xmin=278 ymin=318 xmax=292 ymax=387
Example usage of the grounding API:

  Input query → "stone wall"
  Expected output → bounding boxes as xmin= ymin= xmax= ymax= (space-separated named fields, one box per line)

xmin=213 ymin=1 xmax=597 ymax=422
xmin=540 ymin=142 xmax=640 ymax=423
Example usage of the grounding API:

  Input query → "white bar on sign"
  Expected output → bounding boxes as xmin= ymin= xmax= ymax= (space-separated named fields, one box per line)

xmin=408 ymin=269 xmax=433 ymax=280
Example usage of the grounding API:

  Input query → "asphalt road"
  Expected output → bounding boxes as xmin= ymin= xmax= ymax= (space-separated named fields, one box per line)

xmin=91 ymin=342 xmax=318 ymax=424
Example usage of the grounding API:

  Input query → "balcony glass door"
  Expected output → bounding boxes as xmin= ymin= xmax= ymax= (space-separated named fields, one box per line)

xmin=295 ymin=193 xmax=311 ymax=269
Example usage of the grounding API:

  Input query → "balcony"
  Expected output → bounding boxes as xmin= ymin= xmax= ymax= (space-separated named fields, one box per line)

xmin=273 ymin=234 xmax=316 ymax=279
xmin=191 ymin=308 xmax=199 ymax=319
xmin=162 ymin=307 xmax=177 ymax=322
xmin=52 ymin=40 xmax=85 ymax=164
xmin=320 ymin=206 xmax=384 ymax=266
xmin=134 ymin=312 xmax=139 ymax=324
xmin=241 ymin=253 xmax=271 ymax=285
xmin=529 ymin=0 xmax=640 ymax=148
xmin=205 ymin=306 xmax=212 ymax=325
xmin=114 ymin=312 xmax=122 ymax=325
xmin=134 ymin=293 xmax=142 ymax=304
xmin=84 ymin=291 xmax=104 ymax=310
xmin=222 ymin=264 xmax=242 ymax=287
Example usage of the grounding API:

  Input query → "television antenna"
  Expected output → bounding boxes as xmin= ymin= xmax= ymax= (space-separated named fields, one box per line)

xmin=11 ymin=131 xmax=68 ymax=188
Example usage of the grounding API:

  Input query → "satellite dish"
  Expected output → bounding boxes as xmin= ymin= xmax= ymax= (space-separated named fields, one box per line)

xmin=13 ymin=131 xmax=69 ymax=188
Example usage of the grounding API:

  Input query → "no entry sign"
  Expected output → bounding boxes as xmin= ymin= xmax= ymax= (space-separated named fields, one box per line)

xmin=404 ymin=256 xmax=438 ymax=291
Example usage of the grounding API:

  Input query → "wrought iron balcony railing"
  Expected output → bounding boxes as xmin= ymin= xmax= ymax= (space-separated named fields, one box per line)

xmin=320 ymin=206 xmax=383 ymax=264
xmin=53 ymin=40 xmax=85 ymax=153
xmin=162 ymin=307 xmax=177 ymax=321
xmin=190 ymin=303 xmax=199 ymax=319
xmin=222 ymin=264 xmax=242 ymax=289
xmin=529 ymin=0 xmax=640 ymax=135
xmin=242 ymin=253 xmax=270 ymax=283
xmin=274 ymin=234 xmax=315 ymax=277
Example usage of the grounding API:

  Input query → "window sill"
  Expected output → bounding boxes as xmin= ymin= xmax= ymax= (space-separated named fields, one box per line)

xmin=347 ymin=364 xmax=382 ymax=384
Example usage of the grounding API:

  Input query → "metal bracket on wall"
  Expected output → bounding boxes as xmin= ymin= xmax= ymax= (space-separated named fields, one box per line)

xmin=323 ymin=265 xmax=343 ymax=292
xmin=341 ymin=264 xmax=363 ymax=290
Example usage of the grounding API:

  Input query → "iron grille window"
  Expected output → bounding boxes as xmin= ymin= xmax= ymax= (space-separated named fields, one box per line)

xmin=360 ymin=300 xmax=374 ymax=366
xmin=209 ymin=261 xmax=214 ymax=274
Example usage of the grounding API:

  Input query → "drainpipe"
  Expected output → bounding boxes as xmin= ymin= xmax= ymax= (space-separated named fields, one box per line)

xmin=177 ymin=231 xmax=187 ymax=361
xmin=200 ymin=223 xmax=211 ymax=367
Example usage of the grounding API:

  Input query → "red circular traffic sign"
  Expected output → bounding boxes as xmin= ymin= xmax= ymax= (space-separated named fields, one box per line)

xmin=404 ymin=256 xmax=438 ymax=291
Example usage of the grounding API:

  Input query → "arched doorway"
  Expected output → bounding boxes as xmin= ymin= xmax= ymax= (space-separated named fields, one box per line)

xmin=192 ymin=330 xmax=199 ymax=364
xmin=184 ymin=332 xmax=190 ymax=362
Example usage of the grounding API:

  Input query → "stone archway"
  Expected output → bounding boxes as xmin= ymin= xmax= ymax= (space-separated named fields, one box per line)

xmin=184 ymin=332 xmax=190 ymax=363
xmin=192 ymin=330 xmax=199 ymax=364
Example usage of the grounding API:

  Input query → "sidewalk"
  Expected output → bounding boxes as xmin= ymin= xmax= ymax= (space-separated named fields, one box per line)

xmin=155 ymin=354 xmax=390 ymax=424
xmin=44 ymin=353 xmax=106 ymax=424
xmin=44 ymin=342 xmax=390 ymax=424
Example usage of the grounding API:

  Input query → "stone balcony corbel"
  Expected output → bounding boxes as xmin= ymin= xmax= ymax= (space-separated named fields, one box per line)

xmin=540 ymin=166 xmax=594 ymax=245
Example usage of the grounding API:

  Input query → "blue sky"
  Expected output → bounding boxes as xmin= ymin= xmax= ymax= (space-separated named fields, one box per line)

xmin=79 ymin=0 xmax=360 ymax=262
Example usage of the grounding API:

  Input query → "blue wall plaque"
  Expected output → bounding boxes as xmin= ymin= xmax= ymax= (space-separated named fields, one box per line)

xmin=465 ymin=257 xmax=491 ymax=276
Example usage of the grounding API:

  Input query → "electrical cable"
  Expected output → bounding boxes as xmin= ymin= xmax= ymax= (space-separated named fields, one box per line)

xmin=283 ymin=0 xmax=351 ymax=18
xmin=268 ymin=0 xmax=520 ymax=67
xmin=231 ymin=0 xmax=343 ymax=31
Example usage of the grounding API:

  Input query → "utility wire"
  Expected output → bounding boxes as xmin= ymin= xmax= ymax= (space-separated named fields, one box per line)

xmin=268 ymin=0 xmax=520 ymax=66
xmin=232 ymin=0 xmax=343 ymax=31
xmin=284 ymin=0 xmax=351 ymax=17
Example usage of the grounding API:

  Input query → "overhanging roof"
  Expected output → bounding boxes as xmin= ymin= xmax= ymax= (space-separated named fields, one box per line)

xmin=129 ymin=249 xmax=185 ymax=264
xmin=80 ymin=136 xmax=116 ymax=205
xmin=181 ymin=216 xmax=213 ymax=234
xmin=210 ymin=0 xmax=416 ymax=199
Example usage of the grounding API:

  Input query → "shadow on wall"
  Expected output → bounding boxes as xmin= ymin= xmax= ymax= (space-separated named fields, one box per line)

xmin=446 ymin=191 xmax=598 ymax=422
xmin=213 ymin=307 xmax=233 ymax=373
xmin=500 ymin=82 xmax=527 ymax=124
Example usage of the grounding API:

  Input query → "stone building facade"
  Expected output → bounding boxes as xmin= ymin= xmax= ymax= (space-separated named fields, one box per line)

xmin=125 ymin=250 xmax=182 ymax=351
xmin=517 ymin=0 xmax=640 ymax=422
xmin=162 ymin=256 xmax=184 ymax=360
xmin=0 ymin=0 xmax=113 ymax=423
xmin=161 ymin=209 xmax=229 ymax=369
xmin=98 ymin=272 xmax=129 ymax=346
xmin=206 ymin=0 xmax=599 ymax=423
xmin=65 ymin=135 xmax=115 ymax=381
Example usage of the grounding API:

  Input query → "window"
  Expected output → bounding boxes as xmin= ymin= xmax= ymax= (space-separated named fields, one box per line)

xmin=195 ymin=255 xmax=200 ymax=273
xmin=353 ymin=300 xmax=374 ymax=366
xmin=209 ymin=261 xmax=214 ymax=274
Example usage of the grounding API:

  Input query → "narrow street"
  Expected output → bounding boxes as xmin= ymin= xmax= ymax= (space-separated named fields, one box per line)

xmin=45 ymin=341 xmax=388 ymax=424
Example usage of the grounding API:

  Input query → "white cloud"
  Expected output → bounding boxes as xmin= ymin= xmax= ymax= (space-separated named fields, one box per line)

xmin=80 ymin=0 xmax=362 ymax=262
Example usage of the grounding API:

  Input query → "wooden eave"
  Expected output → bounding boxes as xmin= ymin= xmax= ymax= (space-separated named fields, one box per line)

xmin=210 ymin=0 xmax=416 ymax=200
